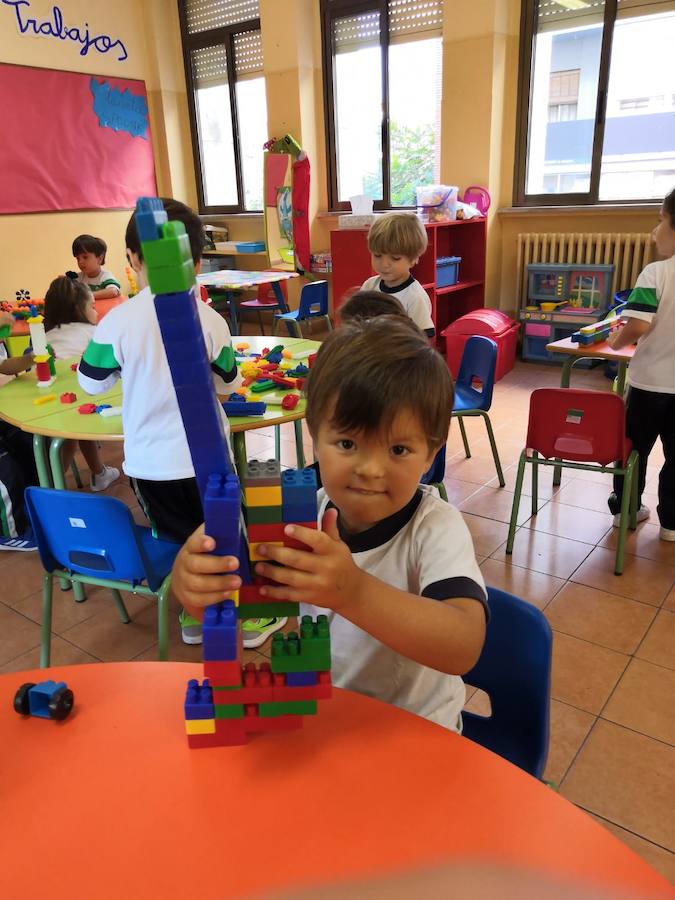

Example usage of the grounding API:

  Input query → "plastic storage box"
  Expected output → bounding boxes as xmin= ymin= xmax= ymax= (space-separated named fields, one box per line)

xmin=436 ymin=256 xmax=461 ymax=288
xmin=442 ymin=309 xmax=519 ymax=382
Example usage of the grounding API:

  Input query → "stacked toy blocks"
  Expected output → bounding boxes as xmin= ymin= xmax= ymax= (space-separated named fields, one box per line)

xmin=134 ymin=197 xmax=331 ymax=748
xmin=571 ymin=306 xmax=626 ymax=346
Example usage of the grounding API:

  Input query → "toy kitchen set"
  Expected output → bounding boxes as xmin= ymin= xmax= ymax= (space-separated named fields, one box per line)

xmin=520 ymin=263 xmax=614 ymax=364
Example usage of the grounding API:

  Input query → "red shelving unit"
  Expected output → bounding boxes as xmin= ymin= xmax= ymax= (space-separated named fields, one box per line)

xmin=329 ymin=218 xmax=486 ymax=343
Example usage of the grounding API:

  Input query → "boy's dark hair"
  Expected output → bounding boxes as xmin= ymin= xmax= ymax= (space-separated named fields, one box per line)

xmin=125 ymin=198 xmax=205 ymax=265
xmin=44 ymin=276 xmax=92 ymax=331
xmin=664 ymin=187 xmax=675 ymax=225
xmin=367 ymin=212 xmax=428 ymax=260
xmin=306 ymin=316 xmax=453 ymax=452
xmin=339 ymin=290 xmax=407 ymax=324
xmin=72 ymin=234 xmax=107 ymax=262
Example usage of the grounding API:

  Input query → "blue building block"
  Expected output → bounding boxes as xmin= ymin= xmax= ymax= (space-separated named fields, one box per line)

xmin=282 ymin=469 xmax=317 ymax=504
xmin=135 ymin=196 xmax=167 ymax=242
xmin=184 ymin=678 xmax=214 ymax=719
xmin=95 ymin=404 xmax=111 ymax=413
xmin=222 ymin=400 xmax=267 ymax=417
xmin=204 ymin=472 xmax=242 ymax=562
xmin=286 ymin=671 xmax=318 ymax=687
xmin=203 ymin=599 xmax=239 ymax=661
xmin=282 ymin=502 xmax=318 ymax=524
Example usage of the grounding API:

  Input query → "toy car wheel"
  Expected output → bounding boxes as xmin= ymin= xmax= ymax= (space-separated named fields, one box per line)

xmin=13 ymin=682 xmax=36 ymax=715
xmin=48 ymin=687 xmax=74 ymax=720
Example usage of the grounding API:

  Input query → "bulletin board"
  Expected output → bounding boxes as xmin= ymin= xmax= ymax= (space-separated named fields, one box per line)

xmin=0 ymin=63 xmax=156 ymax=214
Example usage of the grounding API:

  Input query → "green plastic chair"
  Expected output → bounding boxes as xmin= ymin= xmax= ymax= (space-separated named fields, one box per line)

xmin=506 ymin=389 xmax=638 ymax=575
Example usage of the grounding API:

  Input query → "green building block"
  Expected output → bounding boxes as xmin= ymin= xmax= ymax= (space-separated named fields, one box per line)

xmin=143 ymin=231 xmax=192 ymax=268
xmin=259 ymin=700 xmax=317 ymax=717
xmin=237 ymin=602 xmax=299 ymax=618
xmin=246 ymin=504 xmax=283 ymax=524
xmin=270 ymin=615 xmax=330 ymax=674
xmin=250 ymin=379 xmax=275 ymax=393
xmin=215 ymin=703 xmax=245 ymax=719
xmin=147 ymin=259 xmax=195 ymax=295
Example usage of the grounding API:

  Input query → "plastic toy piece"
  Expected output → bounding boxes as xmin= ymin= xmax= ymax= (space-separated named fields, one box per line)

xmin=95 ymin=404 xmax=112 ymax=413
xmin=214 ymin=702 xmax=245 ymax=719
xmin=203 ymin=659 xmax=242 ymax=687
xmin=242 ymin=705 xmax=303 ymax=733
xmin=99 ymin=406 xmax=122 ymax=418
xmin=259 ymin=700 xmax=317 ymax=717
xmin=247 ymin=522 xmax=287 ymax=543
xmin=235 ymin=342 xmax=250 ymax=351
xmin=249 ymin=540 xmax=283 ymax=561
xmin=271 ymin=617 xmax=330 ymax=673
xmin=245 ymin=484 xmax=282 ymax=507
xmin=286 ymin=671 xmax=318 ymax=687
xmin=78 ymin=403 xmax=97 ymax=414
xmin=237 ymin=601 xmax=299 ymax=618
xmin=203 ymin=599 xmax=239 ymax=662
xmin=27 ymin=315 xmax=48 ymax=357
xmin=13 ymin=680 xmax=74 ymax=720
xmin=222 ymin=400 xmax=267 ymax=417
xmin=60 ymin=392 xmax=77 ymax=404
xmin=185 ymin=718 xmax=216 ymax=735
xmin=184 ymin=678 xmax=215 ymax=720
xmin=246 ymin=504 xmax=283 ymax=525
xmin=281 ymin=393 xmax=300 ymax=411
xmin=70 ymin=362 xmax=78 ymax=372
xmin=308 ymin=353 xmax=317 ymax=368
xmin=250 ymin=379 xmax=275 ymax=393
xmin=270 ymin=373 xmax=296 ymax=389
xmin=32 ymin=393 xmax=55 ymax=406
xmin=203 ymin=474 xmax=242 ymax=566
xmin=244 ymin=459 xmax=281 ymax=486
xmin=35 ymin=357 xmax=54 ymax=388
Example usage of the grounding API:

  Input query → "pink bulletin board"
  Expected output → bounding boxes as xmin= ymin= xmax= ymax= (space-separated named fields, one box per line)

xmin=0 ymin=63 xmax=156 ymax=214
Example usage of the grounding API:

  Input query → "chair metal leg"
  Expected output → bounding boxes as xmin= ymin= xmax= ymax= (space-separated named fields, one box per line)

xmin=290 ymin=320 xmax=302 ymax=338
xmin=257 ymin=311 xmax=265 ymax=334
xmin=294 ymin=420 xmax=306 ymax=469
xmin=33 ymin=434 xmax=52 ymax=487
xmin=323 ymin=315 xmax=333 ymax=332
xmin=157 ymin=576 xmax=171 ymax=661
xmin=111 ymin=588 xmax=131 ymax=624
xmin=40 ymin=573 xmax=54 ymax=668
xmin=531 ymin=451 xmax=539 ymax=517
xmin=630 ymin=460 xmax=639 ymax=530
xmin=274 ymin=425 xmax=281 ymax=461
xmin=272 ymin=318 xmax=280 ymax=336
xmin=70 ymin=460 xmax=83 ymax=489
xmin=480 ymin=411 xmax=505 ymax=487
xmin=615 ymin=454 xmax=636 ymax=575
xmin=506 ymin=452 xmax=527 ymax=554
xmin=457 ymin=416 xmax=471 ymax=459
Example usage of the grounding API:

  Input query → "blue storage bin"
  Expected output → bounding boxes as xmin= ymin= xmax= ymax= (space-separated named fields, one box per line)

xmin=436 ymin=255 xmax=461 ymax=288
xmin=234 ymin=241 xmax=266 ymax=253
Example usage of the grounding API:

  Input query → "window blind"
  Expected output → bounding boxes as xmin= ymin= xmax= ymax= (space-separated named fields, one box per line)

xmin=192 ymin=44 xmax=228 ymax=89
xmin=334 ymin=0 xmax=442 ymax=53
xmin=537 ymin=0 xmax=606 ymax=32
xmin=233 ymin=29 xmax=264 ymax=77
xmin=184 ymin=0 xmax=259 ymax=35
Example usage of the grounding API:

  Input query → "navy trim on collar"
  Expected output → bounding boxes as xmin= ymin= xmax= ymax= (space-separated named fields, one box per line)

xmin=378 ymin=275 xmax=415 ymax=295
xmin=329 ymin=489 xmax=424 ymax=553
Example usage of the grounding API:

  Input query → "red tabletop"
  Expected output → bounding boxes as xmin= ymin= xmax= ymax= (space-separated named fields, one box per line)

xmin=0 ymin=663 xmax=670 ymax=899
xmin=545 ymin=335 xmax=635 ymax=362
xmin=10 ymin=296 xmax=124 ymax=336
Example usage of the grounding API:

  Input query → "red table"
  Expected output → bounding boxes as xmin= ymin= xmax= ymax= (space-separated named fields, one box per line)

xmin=0 ymin=663 xmax=670 ymax=899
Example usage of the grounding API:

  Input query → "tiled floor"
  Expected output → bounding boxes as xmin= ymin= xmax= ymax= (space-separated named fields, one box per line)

xmin=1 ymin=351 xmax=674 ymax=883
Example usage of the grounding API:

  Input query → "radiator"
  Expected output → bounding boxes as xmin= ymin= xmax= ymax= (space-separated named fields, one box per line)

xmin=516 ymin=232 xmax=654 ymax=307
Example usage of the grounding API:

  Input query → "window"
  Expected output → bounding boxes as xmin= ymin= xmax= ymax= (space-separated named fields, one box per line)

xmin=178 ymin=0 xmax=267 ymax=213
xmin=321 ymin=0 xmax=443 ymax=210
xmin=516 ymin=0 xmax=675 ymax=205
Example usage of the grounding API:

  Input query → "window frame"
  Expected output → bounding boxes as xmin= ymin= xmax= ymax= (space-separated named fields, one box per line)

xmin=177 ymin=2 xmax=263 ymax=215
xmin=513 ymin=0 xmax=652 ymax=207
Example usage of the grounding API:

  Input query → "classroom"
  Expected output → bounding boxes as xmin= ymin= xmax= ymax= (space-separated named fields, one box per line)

xmin=0 ymin=0 xmax=673 ymax=895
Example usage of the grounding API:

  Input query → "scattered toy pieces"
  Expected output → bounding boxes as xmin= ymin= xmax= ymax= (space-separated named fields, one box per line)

xmin=78 ymin=403 xmax=97 ymax=415
xmin=32 ymin=393 xmax=55 ymax=405
xmin=99 ymin=406 xmax=122 ymax=418
xmin=60 ymin=392 xmax=77 ymax=404
xmin=281 ymin=393 xmax=300 ymax=410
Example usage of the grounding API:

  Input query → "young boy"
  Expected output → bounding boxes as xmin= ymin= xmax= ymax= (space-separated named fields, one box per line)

xmin=77 ymin=198 xmax=242 ymax=642
xmin=72 ymin=235 xmax=121 ymax=300
xmin=607 ymin=188 xmax=675 ymax=541
xmin=171 ymin=317 xmax=487 ymax=732
xmin=339 ymin=289 xmax=406 ymax=324
xmin=361 ymin=213 xmax=435 ymax=338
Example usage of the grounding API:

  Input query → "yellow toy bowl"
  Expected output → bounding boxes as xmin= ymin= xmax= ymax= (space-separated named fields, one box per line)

xmin=540 ymin=301 xmax=566 ymax=312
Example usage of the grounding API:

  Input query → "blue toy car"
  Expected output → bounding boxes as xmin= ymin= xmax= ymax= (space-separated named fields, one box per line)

xmin=13 ymin=680 xmax=74 ymax=721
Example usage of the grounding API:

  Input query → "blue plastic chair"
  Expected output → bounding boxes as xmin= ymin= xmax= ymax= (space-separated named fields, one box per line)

xmin=421 ymin=445 xmax=448 ymax=501
xmin=463 ymin=587 xmax=552 ymax=779
xmin=452 ymin=335 xmax=505 ymax=486
xmin=273 ymin=281 xmax=332 ymax=337
xmin=25 ymin=488 xmax=181 ymax=667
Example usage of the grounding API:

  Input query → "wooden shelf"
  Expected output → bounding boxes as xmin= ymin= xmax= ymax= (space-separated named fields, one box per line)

xmin=436 ymin=279 xmax=483 ymax=296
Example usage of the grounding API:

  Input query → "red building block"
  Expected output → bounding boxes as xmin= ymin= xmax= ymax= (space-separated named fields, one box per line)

xmin=203 ymin=658 xmax=241 ymax=687
xmin=272 ymin=671 xmax=332 ymax=702
xmin=242 ymin=705 xmax=303 ymax=733
xmin=60 ymin=392 xmax=77 ymax=404
xmin=247 ymin=523 xmax=287 ymax=544
xmin=78 ymin=403 xmax=97 ymax=415
xmin=284 ymin=521 xmax=316 ymax=550
xmin=281 ymin=393 xmax=300 ymax=411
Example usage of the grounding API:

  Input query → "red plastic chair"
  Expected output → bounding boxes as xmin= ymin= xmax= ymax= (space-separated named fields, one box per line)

xmin=239 ymin=276 xmax=290 ymax=334
xmin=506 ymin=389 xmax=638 ymax=575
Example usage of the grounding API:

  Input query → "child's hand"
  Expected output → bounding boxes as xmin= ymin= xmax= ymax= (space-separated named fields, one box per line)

xmin=171 ymin=525 xmax=242 ymax=617
xmin=0 ymin=311 xmax=13 ymax=329
xmin=606 ymin=327 xmax=622 ymax=349
xmin=254 ymin=508 xmax=366 ymax=612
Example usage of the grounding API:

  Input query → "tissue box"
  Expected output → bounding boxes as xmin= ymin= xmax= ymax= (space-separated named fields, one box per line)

xmin=338 ymin=214 xmax=381 ymax=230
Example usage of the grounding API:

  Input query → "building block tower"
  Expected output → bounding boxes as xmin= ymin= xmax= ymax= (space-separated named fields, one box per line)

xmin=136 ymin=197 xmax=331 ymax=747
xmin=27 ymin=315 xmax=55 ymax=387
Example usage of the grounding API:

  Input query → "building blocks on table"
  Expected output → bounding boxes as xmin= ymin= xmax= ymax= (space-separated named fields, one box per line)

xmin=78 ymin=403 xmax=97 ymax=414
xmin=244 ymin=484 xmax=282 ymax=507
xmin=203 ymin=599 xmax=239 ymax=661
xmin=203 ymin=659 xmax=242 ymax=686
xmin=99 ymin=406 xmax=122 ymax=418
xmin=237 ymin=601 xmax=299 ymax=618
xmin=32 ymin=393 xmax=55 ymax=405
xmin=286 ymin=671 xmax=318 ymax=687
xmin=281 ymin=393 xmax=300 ymax=411
xmin=570 ymin=308 xmax=626 ymax=346
xmin=271 ymin=617 xmax=331 ymax=674
xmin=13 ymin=680 xmax=74 ymax=720
xmin=250 ymin=379 xmax=276 ymax=393
xmin=246 ymin=503 xmax=285 ymax=525
xmin=95 ymin=404 xmax=111 ymax=413
xmin=184 ymin=679 xmax=215 ymax=719
xmin=246 ymin=522 xmax=287 ymax=543
xmin=185 ymin=718 xmax=216 ymax=735
xmin=60 ymin=392 xmax=77 ymax=404
xmin=259 ymin=700 xmax=317 ymax=717
xmin=222 ymin=400 xmax=267 ymax=417
xmin=203 ymin=474 xmax=242 ymax=567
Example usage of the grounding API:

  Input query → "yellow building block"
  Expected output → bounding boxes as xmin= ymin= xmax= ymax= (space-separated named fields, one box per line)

xmin=229 ymin=589 xmax=240 ymax=607
xmin=185 ymin=718 xmax=216 ymax=735
xmin=32 ymin=394 xmax=55 ymax=405
xmin=250 ymin=541 xmax=283 ymax=561
xmin=33 ymin=354 xmax=50 ymax=363
xmin=244 ymin=485 xmax=282 ymax=507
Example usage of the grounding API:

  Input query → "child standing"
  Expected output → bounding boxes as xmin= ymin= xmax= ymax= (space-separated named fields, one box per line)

xmin=72 ymin=235 xmax=121 ymax=300
xmin=44 ymin=276 xmax=120 ymax=492
xmin=171 ymin=317 xmax=487 ymax=732
xmin=361 ymin=213 xmax=435 ymax=338
xmin=607 ymin=188 xmax=675 ymax=541
xmin=77 ymin=198 xmax=242 ymax=644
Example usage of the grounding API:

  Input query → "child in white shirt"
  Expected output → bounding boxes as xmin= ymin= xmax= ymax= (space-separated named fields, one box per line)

xmin=72 ymin=234 xmax=121 ymax=300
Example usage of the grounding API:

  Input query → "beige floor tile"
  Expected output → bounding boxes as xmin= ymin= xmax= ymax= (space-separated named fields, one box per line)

xmin=561 ymin=720 xmax=675 ymax=851
xmin=491 ymin=529 xmax=594 ymax=580
xmin=486 ymin=461 xmax=562 ymax=499
xmin=553 ymin=478 xmax=617 ymax=514
xmin=0 ymin=635 xmax=99 ymax=674
xmin=459 ymin=485 xmax=541 ymax=526
xmin=444 ymin=453 xmax=508 ymax=487
xmin=571 ymin=547 xmax=675 ymax=607
xmin=440 ymin=477 xmax=481 ymax=506
xmin=543 ymin=699 xmax=595 ymax=786
xmin=479 ymin=557 xmax=565 ymax=610
xmin=600 ymin=522 xmax=675 ymax=566
xmin=10 ymin=583 xmax=132 ymax=636
xmin=525 ymin=502 xmax=613 ymax=546
xmin=461 ymin=513 xmax=511 ymax=558
xmin=636 ymin=610 xmax=675 ymax=670
xmin=665 ymin=585 xmax=675 ymax=612
xmin=587 ymin=814 xmax=675 ymax=885
xmin=0 ymin=602 xmax=42 ymax=666
xmin=551 ymin=632 xmax=629 ymax=715
xmin=603 ymin=658 xmax=675 ymax=745
xmin=545 ymin=583 xmax=657 ymax=655
xmin=0 ymin=551 xmax=48 ymax=604
xmin=59 ymin=594 xmax=160 ymax=662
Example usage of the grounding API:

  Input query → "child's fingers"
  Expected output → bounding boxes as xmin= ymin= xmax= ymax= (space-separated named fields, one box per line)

xmin=185 ymin=552 xmax=241 ymax=576
xmin=257 ymin=582 xmax=308 ymax=603
xmin=255 ymin=560 xmax=313 ymax=591
xmin=255 ymin=542 xmax=319 ymax=573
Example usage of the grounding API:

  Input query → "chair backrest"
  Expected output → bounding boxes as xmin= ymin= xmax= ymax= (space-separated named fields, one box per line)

xmin=455 ymin=335 xmax=497 ymax=411
xmin=462 ymin=587 xmax=552 ymax=779
xmin=526 ymin=388 xmax=629 ymax=465
xmin=421 ymin=445 xmax=446 ymax=486
xmin=257 ymin=276 xmax=289 ymax=311
xmin=298 ymin=281 xmax=329 ymax=318
xmin=25 ymin=487 xmax=167 ymax=591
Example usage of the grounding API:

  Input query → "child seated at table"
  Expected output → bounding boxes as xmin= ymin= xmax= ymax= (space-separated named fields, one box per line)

xmin=338 ymin=289 xmax=407 ymax=324
xmin=71 ymin=234 xmax=121 ymax=300
xmin=361 ymin=213 xmax=435 ymax=338
xmin=77 ymin=198 xmax=242 ymax=645
xmin=171 ymin=316 xmax=487 ymax=732
xmin=44 ymin=276 xmax=119 ymax=493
